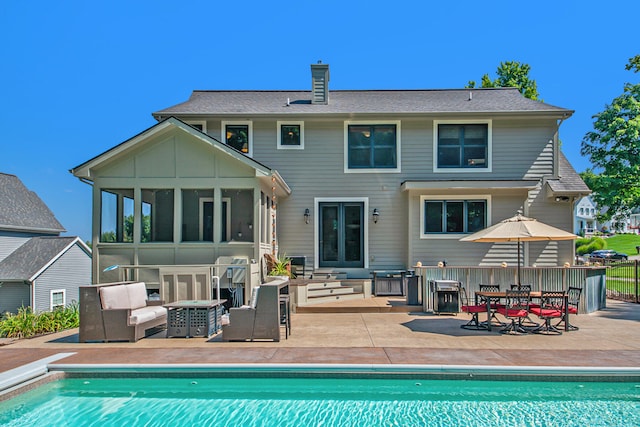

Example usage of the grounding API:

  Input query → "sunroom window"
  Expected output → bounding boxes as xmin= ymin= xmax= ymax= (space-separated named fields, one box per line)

xmin=100 ymin=189 xmax=134 ymax=243
xmin=221 ymin=189 xmax=254 ymax=242
xmin=141 ymin=189 xmax=174 ymax=242
xmin=423 ymin=199 xmax=487 ymax=234
xmin=182 ymin=189 xmax=214 ymax=242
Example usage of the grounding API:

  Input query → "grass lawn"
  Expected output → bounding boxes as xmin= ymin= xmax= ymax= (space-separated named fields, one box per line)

xmin=598 ymin=234 xmax=640 ymax=255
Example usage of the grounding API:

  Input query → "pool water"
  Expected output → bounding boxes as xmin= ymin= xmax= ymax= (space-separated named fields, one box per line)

xmin=1 ymin=376 xmax=638 ymax=426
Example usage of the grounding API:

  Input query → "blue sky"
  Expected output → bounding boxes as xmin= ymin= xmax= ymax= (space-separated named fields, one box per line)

xmin=1 ymin=1 xmax=638 ymax=242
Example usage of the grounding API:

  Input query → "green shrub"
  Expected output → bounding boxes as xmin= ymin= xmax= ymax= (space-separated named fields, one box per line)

xmin=575 ymin=236 xmax=606 ymax=255
xmin=0 ymin=301 xmax=79 ymax=339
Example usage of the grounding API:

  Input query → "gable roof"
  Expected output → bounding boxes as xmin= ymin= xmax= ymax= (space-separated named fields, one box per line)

xmin=546 ymin=152 xmax=591 ymax=195
xmin=70 ymin=117 xmax=291 ymax=197
xmin=0 ymin=236 xmax=90 ymax=282
xmin=153 ymin=88 xmax=573 ymax=118
xmin=0 ymin=173 xmax=66 ymax=234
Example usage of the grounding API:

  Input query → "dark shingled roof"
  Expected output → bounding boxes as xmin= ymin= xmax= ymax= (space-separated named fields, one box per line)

xmin=154 ymin=88 xmax=572 ymax=117
xmin=0 ymin=173 xmax=65 ymax=234
xmin=0 ymin=236 xmax=79 ymax=281
xmin=547 ymin=152 xmax=591 ymax=194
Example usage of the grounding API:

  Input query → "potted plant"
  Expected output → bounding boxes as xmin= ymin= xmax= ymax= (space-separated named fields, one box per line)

xmin=268 ymin=253 xmax=295 ymax=279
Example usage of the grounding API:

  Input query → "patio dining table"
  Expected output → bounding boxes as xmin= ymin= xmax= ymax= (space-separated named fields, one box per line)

xmin=475 ymin=291 xmax=570 ymax=332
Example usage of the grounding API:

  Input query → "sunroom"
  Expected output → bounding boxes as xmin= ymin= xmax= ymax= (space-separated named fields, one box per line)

xmin=71 ymin=117 xmax=290 ymax=304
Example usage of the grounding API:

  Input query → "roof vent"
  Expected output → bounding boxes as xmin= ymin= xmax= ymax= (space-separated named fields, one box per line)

xmin=311 ymin=61 xmax=330 ymax=105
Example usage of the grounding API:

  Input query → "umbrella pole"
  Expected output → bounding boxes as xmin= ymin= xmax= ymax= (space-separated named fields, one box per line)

xmin=517 ymin=239 xmax=521 ymax=286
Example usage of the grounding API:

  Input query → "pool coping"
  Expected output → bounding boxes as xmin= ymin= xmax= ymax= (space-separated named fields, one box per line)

xmin=2 ymin=355 xmax=640 ymax=400
xmin=47 ymin=362 xmax=640 ymax=376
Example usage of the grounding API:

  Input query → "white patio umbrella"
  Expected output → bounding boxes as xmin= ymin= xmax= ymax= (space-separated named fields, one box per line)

xmin=460 ymin=213 xmax=578 ymax=284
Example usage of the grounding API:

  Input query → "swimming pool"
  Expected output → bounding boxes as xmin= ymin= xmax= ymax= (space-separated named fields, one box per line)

xmin=1 ymin=371 xmax=639 ymax=426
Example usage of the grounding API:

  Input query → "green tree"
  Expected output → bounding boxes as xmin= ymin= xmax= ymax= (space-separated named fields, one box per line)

xmin=580 ymin=55 xmax=640 ymax=221
xmin=466 ymin=61 xmax=540 ymax=100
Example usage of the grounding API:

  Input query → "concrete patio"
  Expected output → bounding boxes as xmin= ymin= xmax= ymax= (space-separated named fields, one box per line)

xmin=1 ymin=297 xmax=639 ymax=373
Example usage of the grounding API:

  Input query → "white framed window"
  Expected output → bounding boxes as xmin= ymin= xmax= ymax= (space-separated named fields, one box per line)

xmin=186 ymin=120 xmax=207 ymax=133
xmin=50 ymin=289 xmax=66 ymax=311
xmin=222 ymin=121 xmax=253 ymax=156
xmin=277 ymin=121 xmax=304 ymax=149
xmin=420 ymin=195 xmax=491 ymax=239
xmin=433 ymin=120 xmax=492 ymax=173
xmin=344 ymin=120 xmax=401 ymax=173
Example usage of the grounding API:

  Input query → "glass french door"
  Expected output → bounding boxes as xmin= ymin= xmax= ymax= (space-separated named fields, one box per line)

xmin=319 ymin=202 xmax=364 ymax=268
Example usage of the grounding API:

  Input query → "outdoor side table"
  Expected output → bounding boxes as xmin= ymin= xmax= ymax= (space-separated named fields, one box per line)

xmin=164 ymin=299 xmax=226 ymax=338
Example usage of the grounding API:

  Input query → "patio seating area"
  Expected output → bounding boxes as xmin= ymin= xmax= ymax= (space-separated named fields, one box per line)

xmin=1 ymin=297 xmax=639 ymax=373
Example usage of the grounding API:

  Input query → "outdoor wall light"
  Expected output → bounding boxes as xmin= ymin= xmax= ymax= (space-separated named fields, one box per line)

xmin=555 ymin=196 xmax=570 ymax=202
xmin=372 ymin=208 xmax=380 ymax=224
xmin=304 ymin=208 xmax=310 ymax=224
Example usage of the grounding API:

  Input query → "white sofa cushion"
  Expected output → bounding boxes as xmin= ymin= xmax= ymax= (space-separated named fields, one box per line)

xmin=129 ymin=306 xmax=167 ymax=325
xmin=126 ymin=282 xmax=148 ymax=310
xmin=100 ymin=285 xmax=130 ymax=310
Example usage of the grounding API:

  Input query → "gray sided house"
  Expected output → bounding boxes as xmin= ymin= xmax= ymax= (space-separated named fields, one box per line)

xmin=71 ymin=63 xmax=589 ymax=299
xmin=0 ymin=173 xmax=92 ymax=314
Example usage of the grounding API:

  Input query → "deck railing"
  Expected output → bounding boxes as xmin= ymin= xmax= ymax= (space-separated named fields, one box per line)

xmin=415 ymin=265 xmax=607 ymax=314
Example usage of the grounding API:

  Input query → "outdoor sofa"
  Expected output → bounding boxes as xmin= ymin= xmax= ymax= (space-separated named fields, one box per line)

xmin=79 ymin=281 xmax=167 ymax=342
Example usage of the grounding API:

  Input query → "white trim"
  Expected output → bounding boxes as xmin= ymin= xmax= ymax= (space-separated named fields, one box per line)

xmin=433 ymin=119 xmax=492 ymax=173
xmin=344 ymin=120 xmax=401 ymax=174
xmin=313 ymin=197 xmax=369 ymax=269
xmin=198 ymin=197 xmax=214 ymax=241
xmin=185 ymin=120 xmax=207 ymax=133
xmin=221 ymin=121 xmax=253 ymax=156
xmin=50 ymin=289 xmax=66 ymax=311
xmin=419 ymin=194 xmax=492 ymax=239
xmin=277 ymin=121 xmax=304 ymax=150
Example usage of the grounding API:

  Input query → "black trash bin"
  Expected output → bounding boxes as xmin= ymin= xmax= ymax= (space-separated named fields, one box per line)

xmin=405 ymin=271 xmax=421 ymax=305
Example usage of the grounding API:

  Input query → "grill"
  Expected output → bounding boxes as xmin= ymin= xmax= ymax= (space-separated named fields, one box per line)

xmin=430 ymin=280 xmax=461 ymax=314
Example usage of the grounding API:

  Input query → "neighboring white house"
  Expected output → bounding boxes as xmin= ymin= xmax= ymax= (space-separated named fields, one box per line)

xmin=71 ymin=63 xmax=590 ymax=301
xmin=574 ymin=196 xmax=598 ymax=235
xmin=574 ymin=195 xmax=637 ymax=235
xmin=0 ymin=173 xmax=92 ymax=314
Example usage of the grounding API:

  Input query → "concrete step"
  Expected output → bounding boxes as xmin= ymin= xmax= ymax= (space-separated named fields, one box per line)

xmin=297 ymin=296 xmax=424 ymax=313
xmin=307 ymin=286 xmax=355 ymax=298
xmin=307 ymin=281 xmax=343 ymax=291
xmin=310 ymin=270 xmax=347 ymax=280
xmin=298 ymin=291 xmax=365 ymax=306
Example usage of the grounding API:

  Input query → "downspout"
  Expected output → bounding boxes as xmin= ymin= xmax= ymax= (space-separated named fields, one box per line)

xmin=29 ymin=279 xmax=35 ymax=311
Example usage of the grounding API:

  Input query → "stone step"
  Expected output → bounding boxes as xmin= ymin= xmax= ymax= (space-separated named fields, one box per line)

xmin=307 ymin=286 xmax=355 ymax=298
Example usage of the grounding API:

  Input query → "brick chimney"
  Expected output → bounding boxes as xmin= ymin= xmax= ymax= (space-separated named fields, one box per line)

xmin=311 ymin=61 xmax=330 ymax=104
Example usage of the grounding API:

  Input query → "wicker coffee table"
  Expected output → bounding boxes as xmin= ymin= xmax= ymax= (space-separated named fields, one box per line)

xmin=164 ymin=299 xmax=226 ymax=338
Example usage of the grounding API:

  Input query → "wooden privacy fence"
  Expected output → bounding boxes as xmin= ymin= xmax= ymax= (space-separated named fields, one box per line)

xmin=415 ymin=265 xmax=607 ymax=314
